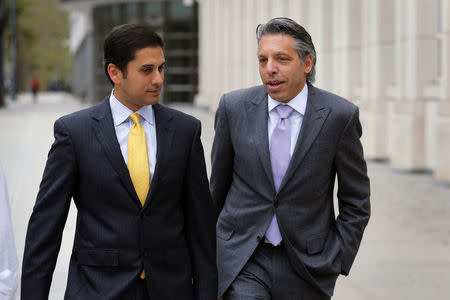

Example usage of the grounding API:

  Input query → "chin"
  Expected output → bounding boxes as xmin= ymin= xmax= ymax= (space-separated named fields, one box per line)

xmin=268 ymin=92 xmax=289 ymax=103
xmin=144 ymin=96 xmax=160 ymax=105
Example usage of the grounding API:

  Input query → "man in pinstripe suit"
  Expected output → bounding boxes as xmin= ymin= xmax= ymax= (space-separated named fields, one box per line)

xmin=22 ymin=24 xmax=217 ymax=300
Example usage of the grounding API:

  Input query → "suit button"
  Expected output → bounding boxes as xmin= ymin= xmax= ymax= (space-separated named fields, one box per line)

xmin=256 ymin=235 xmax=262 ymax=242
xmin=274 ymin=201 xmax=278 ymax=208
xmin=140 ymin=211 xmax=144 ymax=218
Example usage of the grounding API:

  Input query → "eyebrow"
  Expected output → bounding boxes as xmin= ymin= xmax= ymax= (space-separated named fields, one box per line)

xmin=273 ymin=51 xmax=290 ymax=56
xmin=141 ymin=62 xmax=166 ymax=68
xmin=258 ymin=52 xmax=291 ymax=58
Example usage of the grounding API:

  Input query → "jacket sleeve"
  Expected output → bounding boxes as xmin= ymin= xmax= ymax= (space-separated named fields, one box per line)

xmin=210 ymin=95 xmax=235 ymax=220
xmin=21 ymin=118 xmax=76 ymax=299
xmin=335 ymin=107 xmax=371 ymax=276
xmin=183 ymin=120 xmax=218 ymax=300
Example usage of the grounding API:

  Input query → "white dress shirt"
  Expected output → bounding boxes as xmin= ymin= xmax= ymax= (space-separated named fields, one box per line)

xmin=109 ymin=91 xmax=157 ymax=179
xmin=268 ymin=84 xmax=308 ymax=155
xmin=0 ymin=164 xmax=19 ymax=300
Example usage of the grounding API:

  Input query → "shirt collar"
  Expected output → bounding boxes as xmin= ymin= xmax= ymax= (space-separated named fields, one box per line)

xmin=268 ymin=83 xmax=308 ymax=115
xmin=109 ymin=90 xmax=155 ymax=126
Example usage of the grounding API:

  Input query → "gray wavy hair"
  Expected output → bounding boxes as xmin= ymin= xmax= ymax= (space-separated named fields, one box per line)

xmin=256 ymin=17 xmax=316 ymax=83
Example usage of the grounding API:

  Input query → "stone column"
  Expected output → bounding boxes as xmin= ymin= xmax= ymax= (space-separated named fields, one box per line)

xmin=229 ymin=0 xmax=244 ymax=92
xmin=286 ymin=0 xmax=303 ymax=24
xmin=254 ymin=0 xmax=271 ymax=86
xmin=347 ymin=0 xmax=363 ymax=104
xmin=360 ymin=0 xmax=395 ymax=159
xmin=244 ymin=0 xmax=258 ymax=87
xmin=195 ymin=0 xmax=210 ymax=107
xmin=195 ymin=0 xmax=224 ymax=109
xmin=435 ymin=0 xmax=450 ymax=182
xmin=210 ymin=0 xmax=223 ymax=109
xmin=292 ymin=0 xmax=309 ymax=28
xmin=255 ymin=0 xmax=270 ymax=36
xmin=318 ymin=0 xmax=333 ymax=91
xmin=308 ymin=0 xmax=331 ymax=89
xmin=331 ymin=0 xmax=349 ymax=97
xmin=221 ymin=1 xmax=232 ymax=97
xmin=270 ymin=1 xmax=286 ymax=17
xmin=389 ymin=0 xmax=439 ymax=170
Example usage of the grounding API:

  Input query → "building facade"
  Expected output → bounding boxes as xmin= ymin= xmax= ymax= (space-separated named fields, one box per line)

xmin=195 ymin=0 xmax=450 ymax=184
xmin=61 ymin=0 xmax=198 ymax=104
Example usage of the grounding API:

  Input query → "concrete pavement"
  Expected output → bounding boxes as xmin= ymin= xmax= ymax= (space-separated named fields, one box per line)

xmin=1 ymin=92 xmax=449 ymax=299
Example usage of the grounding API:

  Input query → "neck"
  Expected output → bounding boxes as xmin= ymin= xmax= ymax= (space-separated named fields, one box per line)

xmin=113 ymin=88 xmax=142 ymax=112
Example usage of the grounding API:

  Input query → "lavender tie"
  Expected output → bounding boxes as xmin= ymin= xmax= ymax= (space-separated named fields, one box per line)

xmin=265 ymin=105 xmax=294 ymax=246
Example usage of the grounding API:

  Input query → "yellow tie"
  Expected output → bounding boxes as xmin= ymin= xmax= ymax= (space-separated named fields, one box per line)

xmin=128 ymin=113 xmax=150 ymax=205
xmin=127 ymin=113 xmax=150 ymax=279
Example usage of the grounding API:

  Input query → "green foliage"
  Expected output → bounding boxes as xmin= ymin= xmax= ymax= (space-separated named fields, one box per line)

xmin=5 ymin=0 xmax=72 ymax=91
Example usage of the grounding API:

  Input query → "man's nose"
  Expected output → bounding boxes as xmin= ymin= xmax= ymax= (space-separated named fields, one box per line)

xmin=152 ymin=71 xmax=163 ymax=86
xmin=266 ymin=59 xmax=278 ymax=74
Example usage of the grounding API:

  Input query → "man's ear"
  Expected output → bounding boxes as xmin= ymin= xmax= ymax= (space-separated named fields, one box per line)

xmin=304 ymin=54 xmax=313 ymax=74
xmin=107 ymin=63 xmax=123 ymax=85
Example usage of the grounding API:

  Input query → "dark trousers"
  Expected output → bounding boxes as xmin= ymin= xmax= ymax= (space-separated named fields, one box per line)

xmin=224 ymin=243 xmax=330 ymax=300
xmin=128 ymin=277 xmax=149 ymax=300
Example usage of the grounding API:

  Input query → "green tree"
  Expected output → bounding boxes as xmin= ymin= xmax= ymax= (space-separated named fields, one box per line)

xmin=5 ymin=0 xmax=72 ymax=91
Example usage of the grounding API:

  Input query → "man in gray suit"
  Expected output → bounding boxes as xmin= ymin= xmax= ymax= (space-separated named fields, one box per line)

xmin=211 ymin=17 xmax=370 ymax=300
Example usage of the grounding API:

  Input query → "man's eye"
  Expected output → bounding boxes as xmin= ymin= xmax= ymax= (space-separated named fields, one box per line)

xmin=259 ymin=58 xmax=267 ymax=63
xmin=143 ymin=68 xmax=152 ymax=73
xmin=158 ymin=65 xmax=165 ymax=71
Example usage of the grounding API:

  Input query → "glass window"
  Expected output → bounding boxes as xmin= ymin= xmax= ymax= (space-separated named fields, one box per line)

xmin=126 ymin=3 xmax=139 ymax=23
xmin=144 ymin=2 xmax=163 ymax=27
xmin=91 ymin=1 xmax=198 ymax=103
xmin=111 ymin=5 xmax=121 ymax=23
xmin=169 ymin=2 xmax=193 ymax=21
xmin=145 ymin=2 xmax=162 ymax=15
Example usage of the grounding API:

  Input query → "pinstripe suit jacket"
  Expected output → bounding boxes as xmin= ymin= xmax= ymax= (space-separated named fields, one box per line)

xmin=22 ymin=97 xmax=217 ymax=300
xmin=211 ymin=84 xmax=370 ymax=298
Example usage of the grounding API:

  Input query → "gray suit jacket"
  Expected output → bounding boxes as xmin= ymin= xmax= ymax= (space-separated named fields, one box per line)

xmin=210 ymin=84 xmax=370 ymax=298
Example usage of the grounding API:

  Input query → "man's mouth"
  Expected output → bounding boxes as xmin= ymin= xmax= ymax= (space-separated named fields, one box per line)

xmin=146 ymin=89 xmax=161 ymax=94
xmin=267 ymin=80 xmax=284 ymax=91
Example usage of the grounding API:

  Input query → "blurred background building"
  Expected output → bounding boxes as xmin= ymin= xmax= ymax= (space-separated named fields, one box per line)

xmin=1 ymin=3 xmax=448 ymax=299
xmin=0 ymin=0 xmax=6 ymax=107
xmin=60 ymin=0 xmax=198 ymax=104
xmin=194 ymin=0 xmax=450 ymax=184
xmin=1 ymin=0 xmax=449 ymax=184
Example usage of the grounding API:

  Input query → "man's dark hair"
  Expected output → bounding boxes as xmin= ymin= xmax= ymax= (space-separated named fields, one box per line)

xmin=256 ymin=17 xmax=316 ymax=83
xmin=104 ymin=24 xmax=164 ymax=85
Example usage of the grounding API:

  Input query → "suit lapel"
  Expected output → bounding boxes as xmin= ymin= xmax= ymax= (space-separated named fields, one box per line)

xmin=91 ymin=98 xmax=142 ymax=208
xmin=278 ymin=84 xmax=330 ymax=193
xmin=245 ymin=87 xmax=275 ymax=190
xmin=144 ymin=103 xmax=174 ymax=209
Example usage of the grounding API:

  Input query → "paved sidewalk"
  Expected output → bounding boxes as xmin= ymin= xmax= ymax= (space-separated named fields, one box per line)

xmin=1 ymin=92 xmax=449 ymax=299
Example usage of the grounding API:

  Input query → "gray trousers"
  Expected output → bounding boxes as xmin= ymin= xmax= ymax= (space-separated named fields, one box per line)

xmin=224 ymin=243 xmax=330 ymax=300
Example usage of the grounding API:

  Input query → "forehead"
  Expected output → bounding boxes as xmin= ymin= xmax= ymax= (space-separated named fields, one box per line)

xmin=258 ymin=34 xmax=295 ymax=55
xmin=131 ymin=46 xmax=165 ymax=64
